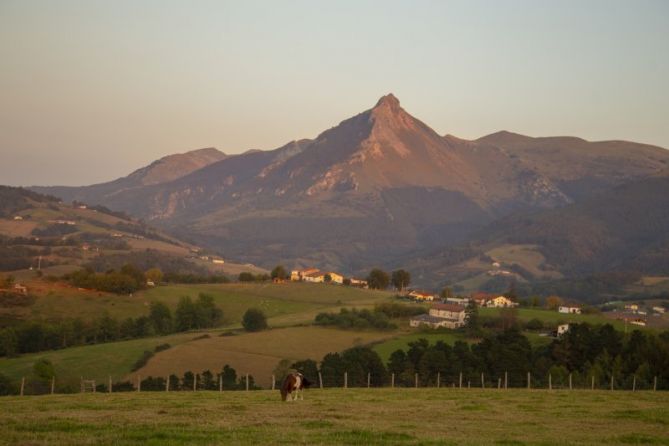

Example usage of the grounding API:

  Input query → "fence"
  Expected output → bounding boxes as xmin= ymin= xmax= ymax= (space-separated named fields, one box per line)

xmin=9 ymin=370 xmax=664 ymax=396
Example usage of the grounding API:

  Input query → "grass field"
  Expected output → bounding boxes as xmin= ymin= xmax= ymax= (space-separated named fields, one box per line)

xmin=0 ymin=389 xmax=667 ymax=445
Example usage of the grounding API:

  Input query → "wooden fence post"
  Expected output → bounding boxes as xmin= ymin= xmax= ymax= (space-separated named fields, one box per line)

xmin=391 ymin=373 xmax=395 ymax=388
xmin=549 ymin=373 xmax=552 ymax=390
xmin=569 ymin=373 xmax=572 ymax=390
xmin=344 ymin=372 xmax=348 ymax=389
xmin=219 ymin=375 xmax=223 ymax=392
xmin=414 ymin=373 xmax=418 ymax=389
xmin=504 ymin=371 xmax=508 ymax=389
xmin=137 ymin=375 xmax=141 ymax=392
xmin=610 ymin=374 xmax=614 ymax=391
xmin=367 ymin=373 xmax=371 ymax=388
xmin=481 ymin=373 xmax=485 ymax=389
xmin=527 ymin=372 xmax=531 ymax=390
xmin=497 ymin=378 xmax=501 ymax=389
xmin=20 ymin=377 xmax=25 ymax=396
xmin=632 ymin=376 xmax=636 ymax=392
xmin=437 ymin=372 xmax=441 ymax=389
xmin=271 ymin=375 xmax=275 ymax=391
xmin=318 ymin=372 xmax=323 ymax=389
xmin=109 ymin=376 xmax=112 ymax=394
xmin=166 ymin=375 xmax=170 ymax=392
xmin=467 ymin=380 xmax=471 ymax=389
xmin=51 ymin=376 xmax=55 ymax=395
xmin=459 ymin=372 xmax=462 ymax=389
xmin=193 ymin=374 xmax=197 ymax=392
xmin=591 ymin=375 xmax=595 ymax=390
xmin=654 ymin=376 xmax=657 ymax=391
xmin=245 ymin=374 xmax=249 ymax=391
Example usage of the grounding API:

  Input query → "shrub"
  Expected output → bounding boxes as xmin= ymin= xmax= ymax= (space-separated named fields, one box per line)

xmin=242 ymin=308 xmax=268 ymax=332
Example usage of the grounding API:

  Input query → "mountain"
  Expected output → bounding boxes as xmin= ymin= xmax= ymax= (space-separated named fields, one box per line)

xmin=33 ymin=95 xmax=669 ymax=279
xmin=31 ymin=147 xmax=227 ymax=204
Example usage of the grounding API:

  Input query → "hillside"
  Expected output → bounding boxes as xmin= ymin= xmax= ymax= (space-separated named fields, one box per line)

xmin=32 ymin=95 xmax=669 ymax=278
xmin=0 ymin=186 xmax=263 ymax=278
xmin=31 ymin=147 xmax=227 ymax=204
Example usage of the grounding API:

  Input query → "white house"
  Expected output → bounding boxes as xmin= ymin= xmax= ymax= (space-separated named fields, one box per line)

xmin=410 ymin=303 xmax=466 ymax=329
xmin=290 ymin=268 xmax=319 ymax=281
xmin=558 ymin=305 xmax=582 ymax=314
xmin=212 ymin=259 xmax=225 ymax=264
xmin=653 ymin=306 xmax=666 ymax=314
xmin=488 ymin=295 xmax=518 ymax=308
xmin=557 ymin=323 xmax=570 ymax=337
xmin=446 ymin=297 xmax=470 ymax=306
xmin=408 ymin=290 xmax=436 ymax=301
xmin=349 ymin=278 xmax=368 ymax=288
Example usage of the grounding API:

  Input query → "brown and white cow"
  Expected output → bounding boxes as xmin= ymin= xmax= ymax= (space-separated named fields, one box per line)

xmin=280 ymin=372 xmax=312 ymax=401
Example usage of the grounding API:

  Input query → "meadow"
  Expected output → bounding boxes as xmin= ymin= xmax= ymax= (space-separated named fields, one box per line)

xmin=0 ymin=389 xmax=667 ymax=445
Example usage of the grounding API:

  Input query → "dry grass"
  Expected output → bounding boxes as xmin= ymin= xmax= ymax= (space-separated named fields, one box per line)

xmin=0 ymin=389 xmax=667 ymax=445
xmin=132 ymin=326 xmax=395 ymax=387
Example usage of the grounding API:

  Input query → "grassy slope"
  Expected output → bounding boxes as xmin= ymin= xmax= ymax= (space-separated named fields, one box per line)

xmin=0 ymin=389 xmax=667 ymax=445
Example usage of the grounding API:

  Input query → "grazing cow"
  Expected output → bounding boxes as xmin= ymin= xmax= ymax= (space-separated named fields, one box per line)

xmin=280 ymin=372 xmax=312 ymax=401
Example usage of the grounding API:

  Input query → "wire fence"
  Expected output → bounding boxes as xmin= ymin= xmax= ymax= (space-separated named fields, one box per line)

xmin=9 ymin=370 xmax=664 ymax=396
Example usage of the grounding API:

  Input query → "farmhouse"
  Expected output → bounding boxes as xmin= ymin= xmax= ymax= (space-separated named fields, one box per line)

xmin=13 ymin=215 xmax=23 ymax=220
xmin=212 ymin=258 xmax=225 ymax=264
xmin=290 ymin=268 xmax=319 ymax=281
xmin=470 ymin=292 xmax=492 ymax=306
xmin=410 ymin=303 xmax=466 ymax=329
xmin=291 ymin=268 xmax=343 ymax=284
xmin=557 ymin=323 xmax=570 ymax=337
xmin=408 ymin=290 xmax=436 ymax=301
xmin=488 ymin=295 xmax=518 ymax=308
xmin=559 ymin=305 xmax=582 ymax=314
xmin=630 ymin=319 xmax=646 ymax=327
xmin=446 ymin=297 xmax=470 ymax=306
xmin=653 ymin=306 xmax=666 ymax=314
xmin=625 ymin=304 xmax=639 ymax=312
xmin=349 ymin=278 xmax=368 ymax=288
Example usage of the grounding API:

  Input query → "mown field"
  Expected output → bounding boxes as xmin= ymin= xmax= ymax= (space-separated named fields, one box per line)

xmin=0 ymin=389 xmax=667 ymax=445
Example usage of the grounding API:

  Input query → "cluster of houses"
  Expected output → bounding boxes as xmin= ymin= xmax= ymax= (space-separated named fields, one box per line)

xmin=289 ymin=268 xmax=368 ymax=287
xmin=408 ymin=292 xmax=519 ymax=329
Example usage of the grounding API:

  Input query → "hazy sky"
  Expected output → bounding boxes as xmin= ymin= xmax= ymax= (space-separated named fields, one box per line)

xmin=1 ymin=0 xmax=668 ymax=186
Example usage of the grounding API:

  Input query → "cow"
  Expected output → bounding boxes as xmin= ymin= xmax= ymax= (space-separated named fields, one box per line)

xmin=280 ymin=372 xmax=312 ymax=401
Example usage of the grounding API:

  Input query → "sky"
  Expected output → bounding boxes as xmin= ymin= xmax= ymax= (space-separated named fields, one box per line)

xmin=1 ymin=0 xmax=668 ymax=186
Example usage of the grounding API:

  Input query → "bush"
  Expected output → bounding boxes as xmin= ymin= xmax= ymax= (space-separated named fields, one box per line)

xmin=131 ymin=350 xmax=154 ymax=372
xmin=525 ymin=318 xmax=544 ymax=330
xmin=242 ymin=308 xmax=268 ymax=332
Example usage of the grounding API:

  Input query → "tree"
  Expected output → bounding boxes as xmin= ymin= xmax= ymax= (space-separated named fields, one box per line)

xmin=270 ymin=265 xmax=287 ymax=281
xmin=545 ymin=295 xmax=564 ymax=310
xmin=343 ymin=278 xmax=351 ymax=286
xmin=391 ymin=270 xmax=411 ymax=291
xmin=324 ymin=274 xmax=332 ymax=283
xmin=242 ymin=308 xmax=268 ymax=332
xmin=367 ymin=269 xmax=389 ymax=290
xmin=238 ymin=272 xmax=256 ymax=282
xmin=465 ymin=301 xmax=481 ymax=337
xmin=440 ymin=287 xmax=453 ymax=299
xmin=175 ymin=296 xmax=198 ymax=331
xmin=145 ymin=268 xmax=163 ymax=284
xmin=149 ymin=302 xmax=173 ymax=334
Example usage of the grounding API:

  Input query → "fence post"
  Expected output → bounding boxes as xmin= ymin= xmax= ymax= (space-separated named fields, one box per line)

xmin=137 ymin=375 xmax=141 ymax=392
xmin=437 ymin=372 xmax=440 ymax=389
xmin=109 ymin=376 xmax=113 ymax=394
xmin=415 ymin=373 xmax=418 ymax=389
xmin=467 ymin=380 xmax=471 ymax=389
xmin=20 ymin=377 xmax=25 ymax=396
xmin=219 ymin=375 xmax=223 ymax=392
xmin=504 ymin=371 xmax=508 ymax=389
xmin=549 ymin=373 xmax=552 ymax=390
xmin=591 ymin=375 xmax=595 ymax=390
xmin=245 ymin=374 xmax=249 ymax=391
xmin=481 ymin=373 xmax=485 ymax=389
xmin=318 ymin=372 xmax=323 ymax=389
xmin=51 ymin=376 xmax=55 ymax=395
xmin=193 ymin=374 xmax=197 ymax=392
xmin=610 ymin=374 xmax=614 ymax=391
xmin=632 ymin=376 xmax=636 ymax=392
xmin=459 ymin=372 xmax=462 ymax=389
xmin=654 ymin=376 xmax=657 ymax=391
xmin=271 ymin=375 xmax=275 ymax=391
xmin=527 ymin=372 xmax=531 ymax=390
xmin=569 ymin=373 xmax=572 ymax=391
xmin=497 ymin=377 xmax=501 ymax=389
xmin=166 ymin=375 xmax=170 ymax=392
xmin=344 ymin=372 xmax=348 ymax=389
xmin=367 ymin=373 xmax=371 ymax=388
xmin=391 ymin=373 xmax=395 ymax=388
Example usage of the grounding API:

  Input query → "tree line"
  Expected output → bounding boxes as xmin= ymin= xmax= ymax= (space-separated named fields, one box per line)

xmin=0 ymin=294 xmax=224 ymax=357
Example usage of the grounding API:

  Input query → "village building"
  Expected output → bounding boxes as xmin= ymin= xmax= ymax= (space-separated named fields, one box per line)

xmin=470 ymin=292 xmax=492 ymax=307
xmin=410 ymin=303 xmax=466 ymax=329
xmin=290 ymin=268 xmax=319 ymax=281
xmin=291 ymin=268 xmax=343 ymax=284
xmin=557 ymin=323 xmax=570 ymax=337
xmin=630 ymin=319 xmax=646 ymax=327
xmin=488 ymin=295 xmax=518 ymax=308
xmin=558 ymin=305 xmax=582 ymax=314
xmin=446 ymin=296 xmax=470 ymax=306
xmin=13 ymin=215 xmax=23 ymax=220
xmin=653 ymin=306 xmax=666 ymax=314
xmin=624 ymin=304 xmax=639 ymax=312
xmin=212 ymin=258 xmax=225 ymax=264
xmin=407 ymin=290 xmax=436 ymax=301
xmin=349 ymin=278 xmax=368 ymax=288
